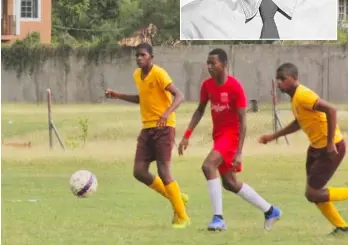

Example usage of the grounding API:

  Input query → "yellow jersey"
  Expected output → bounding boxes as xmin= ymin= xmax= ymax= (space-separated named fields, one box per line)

xmin=134 ymin=65 xmax=176 ymax=129
xmin=291 ymin=84 xmax=343 ymax=148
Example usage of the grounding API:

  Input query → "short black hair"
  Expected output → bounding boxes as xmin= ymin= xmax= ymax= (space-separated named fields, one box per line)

xmin=209 ymin=48 xmax=228 ymax=65
xmin=136 ymin=42 xmax=153 ymax=55
xmin=276 ymin=63 xmax=298 ymax=79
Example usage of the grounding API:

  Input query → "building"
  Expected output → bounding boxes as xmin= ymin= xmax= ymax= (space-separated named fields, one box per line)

xmin=339 ymin=0 xmax=348 ymax=22
xmin=118 ymin=24 xmax=157 ymax=47
xmin=1 ymin=0 xmax=51 ymax=44
xmin=1 ymin=0 xmax=347 ymax=44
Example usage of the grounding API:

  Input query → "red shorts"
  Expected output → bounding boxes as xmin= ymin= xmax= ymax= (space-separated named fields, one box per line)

xmin=213 ymin=133 xmax=242 ymax=175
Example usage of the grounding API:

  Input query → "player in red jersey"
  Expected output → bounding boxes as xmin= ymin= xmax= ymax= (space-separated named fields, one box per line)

xmin=178 ymin=48 xmax=281 ymax=231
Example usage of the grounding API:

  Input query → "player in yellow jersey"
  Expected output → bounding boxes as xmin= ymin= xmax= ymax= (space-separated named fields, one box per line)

xmin=259 ymin=62 xmax=348 ymax=235
xmin=105 ymin=43 xmax=190 ymax=228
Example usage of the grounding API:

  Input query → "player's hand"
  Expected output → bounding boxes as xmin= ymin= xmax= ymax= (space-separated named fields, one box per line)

xmin=258 ymin=134 xmax=275 ymax=144
xmin=178 ymin=138 xmax=189 ymax=156
xmin=233 ymin=153 xmax=242 ymax=168
xmin=157 ymin=115 xmax=168 ymax=128
xmin=327 ymin=142 xmax=338 ymax=158
xmin=105 ymin=89 xmax=119 ymax=99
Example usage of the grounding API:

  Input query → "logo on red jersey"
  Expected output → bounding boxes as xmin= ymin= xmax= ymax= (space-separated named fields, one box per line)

xmin=220 ymin=92 xmax=229 ymax=103
xmin=210 ymin=92 xmax=230 ymax=113
xmin=212 ymin=104 xmax=230 ymax=112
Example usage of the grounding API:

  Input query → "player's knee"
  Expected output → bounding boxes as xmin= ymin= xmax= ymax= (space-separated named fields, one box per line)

xmin=133 ymin=169 xmax=142 ymax=181
xmin=222 ymin=181 xmax=233 ymax=192
xmin=201 ymin=163 xmax=208 ymax=174
xmin=202 ymin=151 xmax=221 ymax=177
xmin=133 ymin=165 xmax=145 ymax=182
xmin=157 ymin=164 xmax=172 ymax=185
xmin=201 ymin=162 xmax=215 ymax=178
xmin=222 ymin=179 xmax=240 ymax=193
xmin=305 ymin=190 xmax=320 ymax=203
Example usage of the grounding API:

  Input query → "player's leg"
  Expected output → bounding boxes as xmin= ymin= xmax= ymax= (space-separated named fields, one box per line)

xmin=155 ymin=126 xmax=190 ymax=228
xmin=305 ymin=141 xmax=348 ymax=234
xmin=201 ymin=149 xmax=226 ymax=231
xmin=133 ymin=127 xmax=188 ymax=225
xmin=134 ymin=129 xmax=170 ymax=200
xmin=216 ymin=134 xmax=281 ymax=230
xmin=219 ymin=167 xmax=281 ymax=231
xmin=259 ymin=0 xmax=280 ymax=39
xmin=133 ymin=129 xmax=155 ymax=185
xmin=305 ymin=140 xmax=348 ymax=203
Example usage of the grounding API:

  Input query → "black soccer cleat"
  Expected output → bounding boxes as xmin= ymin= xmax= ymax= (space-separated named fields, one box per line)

xmin=330 ymin=227 xmax=348 ymax=235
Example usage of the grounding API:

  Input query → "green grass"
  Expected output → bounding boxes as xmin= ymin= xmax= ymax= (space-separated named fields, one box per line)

xmin=2 ymin=103 xmax=348 ymax=245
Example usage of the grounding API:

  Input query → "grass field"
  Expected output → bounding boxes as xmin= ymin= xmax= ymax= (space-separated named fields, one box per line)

xmin=2 ymin=102 xmax=348 ymax=245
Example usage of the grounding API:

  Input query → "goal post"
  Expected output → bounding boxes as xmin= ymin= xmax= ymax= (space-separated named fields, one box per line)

xmin=47 ymin=89 xmax=65 ymax=150
xmin=271 ymin=80 xmax=290 ymax=145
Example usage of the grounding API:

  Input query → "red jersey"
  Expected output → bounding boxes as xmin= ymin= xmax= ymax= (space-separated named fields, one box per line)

xmin=200 ymin=75 xmax=247 ymax=139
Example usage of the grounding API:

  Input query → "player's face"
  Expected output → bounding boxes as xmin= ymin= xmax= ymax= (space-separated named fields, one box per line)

xmin=207 ymin=55 xmax=225 ymax=78
xmin=276 ymin=71 xmax=294 ymax=93
xmin=135 ymin=48 xmax=152 ymax=68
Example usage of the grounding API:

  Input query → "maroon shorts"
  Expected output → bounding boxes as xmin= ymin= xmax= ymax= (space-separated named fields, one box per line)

xmin=306 ymin=140 xmax=346 ymax=189
xmin=135 ymin=126 xmax=175 ymax=163
xmin=213 ymin=133 xmax=242 ymax=175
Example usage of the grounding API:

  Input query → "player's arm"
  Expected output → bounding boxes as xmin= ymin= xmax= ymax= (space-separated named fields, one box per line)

xmin=162 ymin=83 xmax=185 ymax=117
xmin=185 ymin=102 xmax=208 ymax=133
xmin=178 ymin=82 xmax=208 ymax=155
xmin=237 ymin=108 xmax=247 ymax=155
xmin=159 ymin=70 xmax=185 ymax=118
xmin=259 ymin=119 xmax=300 ymax=144
xmin=313 ymin=99 xmax=337 ymax=145
xmin=273 ymin=120 xmax=301 ymax=139
xmin=297 ymin=89 xmax=337 ymax=145
xmin=105 ymin=89 xmax=140 ymax=104
xmin=235 ymin=82 xmax=248 ymax=155
xmin=178 ymin=102 xmax=207 ymax=155
xmin=182 ymin=82 xmax=209 ymax=138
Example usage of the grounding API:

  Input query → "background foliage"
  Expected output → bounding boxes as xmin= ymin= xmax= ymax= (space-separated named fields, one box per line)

xmin=1 ymin=0 xmax=348 ymax=76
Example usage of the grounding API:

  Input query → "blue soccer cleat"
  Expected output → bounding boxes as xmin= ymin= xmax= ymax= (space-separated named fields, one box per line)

xmin=264 ymin=206 xmax=281 ymax=231
xmin=207 ymin=216 xmax=227 ymax=231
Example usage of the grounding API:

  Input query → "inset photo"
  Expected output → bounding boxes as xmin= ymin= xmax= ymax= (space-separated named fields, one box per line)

xmin=180 ymin=0 xmax=339 ymax=40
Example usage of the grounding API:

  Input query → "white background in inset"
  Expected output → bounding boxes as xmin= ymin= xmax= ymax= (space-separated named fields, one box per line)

xmin=180 ymin=0 xmax=339 ymax=40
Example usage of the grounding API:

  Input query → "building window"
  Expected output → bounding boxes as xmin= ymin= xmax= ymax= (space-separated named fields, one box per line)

xmin=20 ymin=0 xmax=39 ymax=19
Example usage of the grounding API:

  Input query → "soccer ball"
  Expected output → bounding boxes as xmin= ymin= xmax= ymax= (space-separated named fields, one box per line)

xmin=69 ymin=170 xmax=98 ymax=197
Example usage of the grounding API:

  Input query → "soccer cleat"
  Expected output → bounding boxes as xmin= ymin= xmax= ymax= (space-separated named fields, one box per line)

xmin=207 ymin=216 xmax=227 ymax=231
xmin=172 ymin=217 xmax=191 ymax=229
xmin=330 ymin=227 xmax=348 ymax=235
xmin=172 ymin=193 xmax=189 ymax=224
xmin=264 ymin=206 xmax=281 ymax=231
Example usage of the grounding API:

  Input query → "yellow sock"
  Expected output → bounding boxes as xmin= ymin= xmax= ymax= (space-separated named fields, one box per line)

xmin=328 ymin=187 xmax=348 ymax=202
xmin=165 ymin=181 xmax=189 ymax=220
xmin=316 ymin=202 xmax=348 ymax=228
xmin=149 ymin=176 xmax=169 ymax=199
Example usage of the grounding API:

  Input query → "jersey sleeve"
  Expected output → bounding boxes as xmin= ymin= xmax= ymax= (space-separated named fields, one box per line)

xmin=158 ymin=68 xmax=173 ymax=90
xmin=200 ymin=81 xmax=209 ymax=103
xmin=133 ymin=69 xmax=139 ymax=82
xmin=133 ymin=69 xmax=140 ymax=91
xmin=235 ymin=81 xmax=247 ymax=108
xmin=297 ymin=89 xmax=320 ymax=110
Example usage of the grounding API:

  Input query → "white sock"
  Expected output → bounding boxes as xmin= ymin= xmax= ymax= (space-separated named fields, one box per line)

xmin=207 ymin=178 xmax=223 ymax=215
xmin=237 ymin=183 xmax=272 ymax=213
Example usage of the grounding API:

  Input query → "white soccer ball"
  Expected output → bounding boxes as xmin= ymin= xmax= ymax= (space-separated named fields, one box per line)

xmin=69 ymin=170 xmax=98 ymax=197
